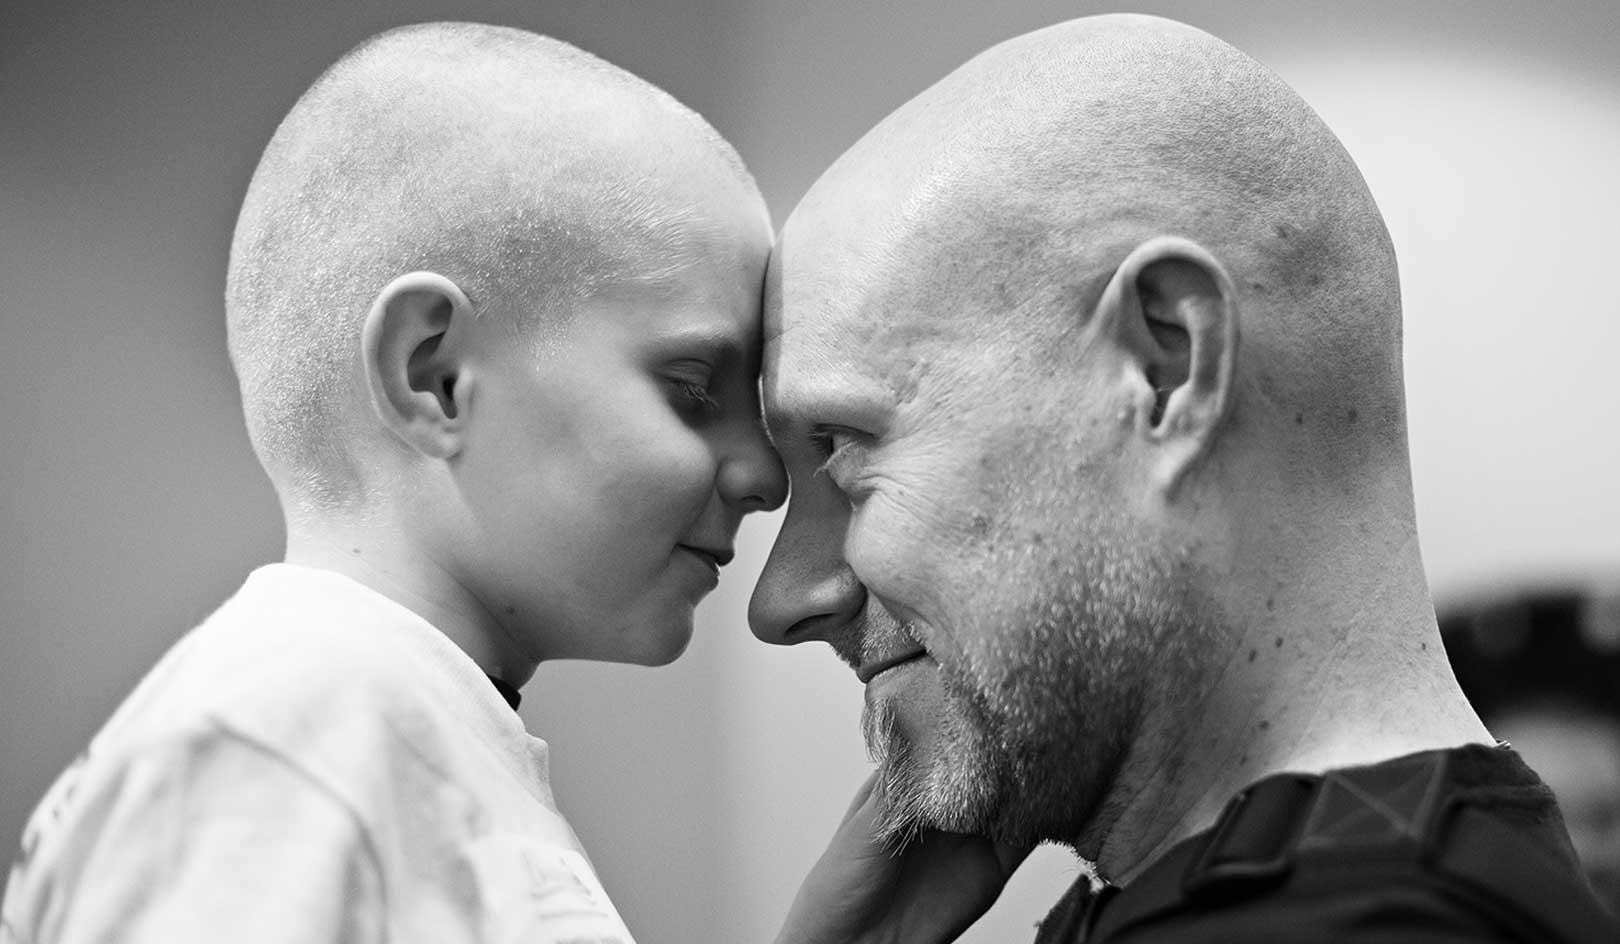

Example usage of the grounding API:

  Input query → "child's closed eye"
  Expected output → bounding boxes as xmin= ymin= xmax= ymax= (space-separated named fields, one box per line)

xmin=670 ymin=379 xmax=720 ymax=416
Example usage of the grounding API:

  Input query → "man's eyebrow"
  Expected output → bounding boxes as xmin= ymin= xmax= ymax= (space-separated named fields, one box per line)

xmin=766 ymin=375 xmax=894 ymax=436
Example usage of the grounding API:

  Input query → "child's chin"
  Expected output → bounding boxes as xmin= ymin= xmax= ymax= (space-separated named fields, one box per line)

xmin=624 ymin=625 xmax=695 ymax=667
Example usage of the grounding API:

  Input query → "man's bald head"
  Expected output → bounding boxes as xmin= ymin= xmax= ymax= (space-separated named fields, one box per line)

xmin=780 ymin=14 xmax=1404 ymax=487
xmin=227 ymin=22 xmax=762 ymax=508
xmin=755 ymin=15 xmax=1433 ymax=855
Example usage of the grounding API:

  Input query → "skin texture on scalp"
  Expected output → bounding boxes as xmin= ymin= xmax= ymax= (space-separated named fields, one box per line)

xmin=226 ymin=21 xmax=761 ymax=511
xmin=760 ymin=13 xmax=1490 ymax=880
xmin=791 ymin=13 xmax=1405 ymax=461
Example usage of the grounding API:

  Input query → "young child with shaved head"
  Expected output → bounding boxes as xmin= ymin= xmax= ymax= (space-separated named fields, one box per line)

xmin=2 ymin=22 xmax=786 ymax=943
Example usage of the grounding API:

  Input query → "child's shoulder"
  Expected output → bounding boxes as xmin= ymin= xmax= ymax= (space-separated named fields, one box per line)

xmin=178 ymin=566 xmax=436 ymax=704
xmin=100 ymin=565 xmax=502 ymax=797
xmin=5 ymin=562 xmax=606 ymax=941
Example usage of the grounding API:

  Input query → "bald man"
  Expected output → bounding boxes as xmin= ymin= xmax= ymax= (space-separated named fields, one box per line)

xmin=756 ymin=15 xmax=1617 ymax=943
xmin=1 ymin=22 xmax=789 ymax=943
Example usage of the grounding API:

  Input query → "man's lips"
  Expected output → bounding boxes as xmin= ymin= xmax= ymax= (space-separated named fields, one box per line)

xmin=856 ymin=644 xmax=929 ymax=683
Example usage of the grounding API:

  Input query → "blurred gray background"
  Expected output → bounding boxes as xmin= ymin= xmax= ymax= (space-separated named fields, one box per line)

xmin=4 ymin=1 xmax=1618 ymax=941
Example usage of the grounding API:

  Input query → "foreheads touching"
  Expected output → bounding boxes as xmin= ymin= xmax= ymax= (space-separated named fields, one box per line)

xmin=225 ymin=21 xmax=767 ymax=512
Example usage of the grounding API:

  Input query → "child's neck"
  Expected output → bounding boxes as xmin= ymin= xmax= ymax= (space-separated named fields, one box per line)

xmin=284 ymin=522 xmax=539 ymax=689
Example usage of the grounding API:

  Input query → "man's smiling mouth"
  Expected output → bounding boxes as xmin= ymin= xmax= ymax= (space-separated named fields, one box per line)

xmin=856 ymin=644 xmax=929 ymax=683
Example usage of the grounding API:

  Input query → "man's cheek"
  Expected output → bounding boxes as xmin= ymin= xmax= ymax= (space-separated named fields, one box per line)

xmin=844 ymin=497 xmax=957 ymax=614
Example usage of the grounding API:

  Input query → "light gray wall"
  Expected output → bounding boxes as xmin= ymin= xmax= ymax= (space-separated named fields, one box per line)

xmin=4 ymin=3 xmax=1618 ymax=943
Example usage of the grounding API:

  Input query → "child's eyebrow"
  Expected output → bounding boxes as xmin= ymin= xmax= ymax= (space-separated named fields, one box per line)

xmin=658 ymin=326 xmax=747 ymax=363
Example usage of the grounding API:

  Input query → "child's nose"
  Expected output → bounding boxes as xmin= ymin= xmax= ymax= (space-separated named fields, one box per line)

xmin=718 ymin=420 xmax=787 ymax=512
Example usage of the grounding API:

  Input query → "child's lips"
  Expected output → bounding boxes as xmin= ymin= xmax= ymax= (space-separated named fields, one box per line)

xmin=856 ymin=644 xmax=929 ymax=683
xmin=678 ymin=542 xmax=733 ymax=568
xmin=676 ymin=544 xmax=729 ymax=579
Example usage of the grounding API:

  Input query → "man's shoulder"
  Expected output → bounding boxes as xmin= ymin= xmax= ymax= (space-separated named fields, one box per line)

xmin=1055 ymin=746 xmax=1618 ymax=943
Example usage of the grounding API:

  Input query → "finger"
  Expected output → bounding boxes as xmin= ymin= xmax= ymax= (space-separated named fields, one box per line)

xmin=836 ymin=771 xmax=880 ymax=824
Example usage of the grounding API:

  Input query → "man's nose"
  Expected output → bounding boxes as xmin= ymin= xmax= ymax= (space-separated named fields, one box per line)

xmin=748 ymin=491 xmax=864 ymax=645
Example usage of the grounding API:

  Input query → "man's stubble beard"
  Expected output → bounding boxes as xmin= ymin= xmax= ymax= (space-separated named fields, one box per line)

xmin=863 ymin=523 xmax=1223 ymax=854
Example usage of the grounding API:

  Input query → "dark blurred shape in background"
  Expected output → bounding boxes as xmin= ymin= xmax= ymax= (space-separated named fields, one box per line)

xmin=1442 ymin=583 xmax=1620 ymax=914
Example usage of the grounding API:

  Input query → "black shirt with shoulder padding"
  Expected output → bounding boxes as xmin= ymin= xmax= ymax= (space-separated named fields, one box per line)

xmin=1036 ymin=745 xmax=1618 ymax=943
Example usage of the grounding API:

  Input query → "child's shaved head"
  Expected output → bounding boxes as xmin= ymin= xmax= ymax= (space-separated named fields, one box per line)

xmin=227 ymin=22 xmax=762 ymax=508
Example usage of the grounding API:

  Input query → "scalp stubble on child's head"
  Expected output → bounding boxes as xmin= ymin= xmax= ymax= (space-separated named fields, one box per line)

xmin=226 ymin=20 xmax=766 ymax=515
xmin=224 ymin=22 xmax=781 ymax=672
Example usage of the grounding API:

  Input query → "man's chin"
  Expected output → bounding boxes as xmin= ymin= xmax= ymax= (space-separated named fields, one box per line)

xmin=866 ymin=701 xmax=931 ymax=848
xmin=865 ymin=699 xmax=1005 ymax=849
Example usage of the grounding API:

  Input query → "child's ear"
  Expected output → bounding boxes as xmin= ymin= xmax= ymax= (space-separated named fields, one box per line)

xmin=360 ymin=271 xmax=477 ymax=459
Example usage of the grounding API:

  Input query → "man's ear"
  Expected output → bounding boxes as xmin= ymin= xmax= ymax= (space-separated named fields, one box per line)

xmin=360 ymin=271 xmax=477 ymax=459
xmin=1093 ymin=236 xmax=1239 ymax=498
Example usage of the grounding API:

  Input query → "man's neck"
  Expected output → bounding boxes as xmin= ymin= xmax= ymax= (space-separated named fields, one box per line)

xmin=1088 ymin=539 xmax=1493 ymax=886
